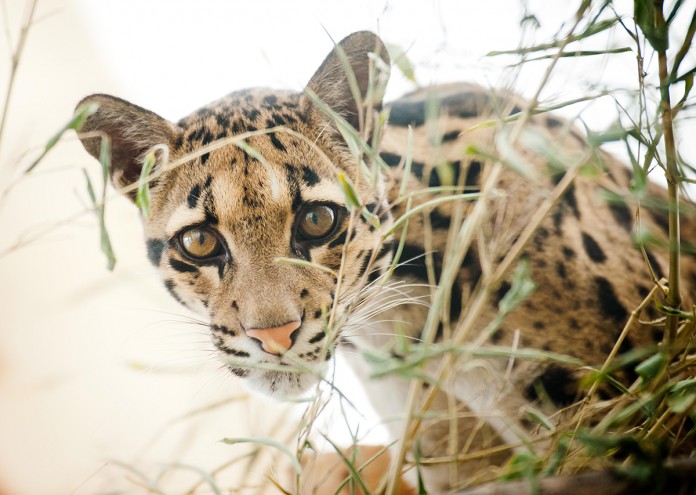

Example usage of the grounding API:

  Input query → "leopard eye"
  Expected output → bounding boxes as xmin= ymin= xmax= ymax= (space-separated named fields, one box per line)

xmin=298 ymin=204 xmax=337 ymax=240
xmin=179 ymin=226 xmax=222 ymax=259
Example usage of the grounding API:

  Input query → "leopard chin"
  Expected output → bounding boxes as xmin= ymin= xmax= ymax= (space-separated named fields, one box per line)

xmin=230 ymin=363 xmax=327 ymax=399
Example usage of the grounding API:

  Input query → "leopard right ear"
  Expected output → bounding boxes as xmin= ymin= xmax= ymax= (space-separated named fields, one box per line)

xmin=303 ymin=31 xmax=391 ymax=136
xmin=76 ymin=94 xmax=181 ymax=198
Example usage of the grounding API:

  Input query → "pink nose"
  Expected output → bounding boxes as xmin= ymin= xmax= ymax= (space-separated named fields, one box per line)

xmin=245 ymin=321 xmax=301 ymax=355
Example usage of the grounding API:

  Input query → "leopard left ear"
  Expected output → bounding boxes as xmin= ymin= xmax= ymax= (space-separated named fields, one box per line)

xmin=76 ymin=94 xmax=181 ymax=199
xmin=303 ymin=31 xmax=390 ymax=135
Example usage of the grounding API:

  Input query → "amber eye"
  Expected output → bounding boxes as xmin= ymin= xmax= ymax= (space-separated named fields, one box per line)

xmin=298 ymin=204 xmax=337 ymax=240
xmin=179 ymin=226 xmax=222 ymax=259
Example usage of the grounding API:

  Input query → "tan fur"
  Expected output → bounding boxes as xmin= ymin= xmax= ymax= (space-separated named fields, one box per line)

xmin=77 ymin=32 xmax=695 ymax=494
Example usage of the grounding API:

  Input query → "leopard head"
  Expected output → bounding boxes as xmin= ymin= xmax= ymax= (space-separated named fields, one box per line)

xmin=77 ymin=32 xmax=393 ymax=397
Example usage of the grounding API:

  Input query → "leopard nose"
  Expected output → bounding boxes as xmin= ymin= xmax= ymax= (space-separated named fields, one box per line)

xmin=245 ymin=320 xmax=301 ymax=355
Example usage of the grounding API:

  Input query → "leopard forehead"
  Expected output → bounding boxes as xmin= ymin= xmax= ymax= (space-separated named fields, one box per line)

xmin=148 ymin=88 xmax=378 ymax=236
xmin=136 ymin=96 xmax=290 ymax=226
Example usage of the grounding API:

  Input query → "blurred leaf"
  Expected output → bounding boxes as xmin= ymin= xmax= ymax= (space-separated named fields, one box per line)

xmin=500 ymin=450 xmax=542 ymax=486
xmin=399 ymin=126 xmax=415 ymax=196
xmin=321 ymin=435 xmax=372 ymax=495
xmin=606 ymin=396 xmax=659 ymax=428
xmin=304 ymin=86 xmax=386 ymax=168
xmin=361 ymin=206 xmax=381 ymax=229
xmin=82 ymin=169 xmax=116 ymax=271
xmin=98 ymin=134 xmax=111 ymax=183
xmin=221 ymin=437 xmax=301 ymax=474
xmin=366 ymin=341 xmax=583 ymax=381
xmin=413 ymin=440 xmax=428 ymax=495
xmin=522 ymin=47 xmax=632 ymax=63
xmin=363 ymin=344 xmax=443 ymax=384
xmin=487 ymin=18 xmax=619 ymax=57
xmin=83 ymin=168 xmax=96 ymax=204
xmin=635 ymin=352 xmax=666 ymax=381
xmin=586 ymin=123 xmax=628 ymax=147
xmin=634 ymin=0 xmax=669 ymax=51
xmin=25 ymin=102 xmax=99 ymax=174
xmin=670 ymin=377 xmax=696 ymax=394
xmin=542 ymin=437 xmax=570 ymax=476
xmin=576 ymin=431 xmax=623 ymax=456
xmin=98 ymin=219 xmax=116 ymax=271
xmin=425 ymin=92 xmax=442 ymax=148
xmin=394 ymin=323 xmax=412 ymax=357
xmin=387 ymin=193 xmax=478 ymax=236
xmin=336 ymin=171 xmax=361 ymax=209
xmin=473 ymin=346 xmax=583 ymax=366
xmin=435 ymin=161 xmax=456 ymax=186
xmin=525 ymin=405 xmax=555 ymax=432
xmin=520 ymin=14 xmax=541 ymax=29
xmin=386 ymin=43 xmax=417 ymax=83
xmin=498 ymin=260 xmax=537 ymax=316
xmin=632 ymin=223 xmax=657 ymax=247
xmin=492 ymin=130 xmax=540 ymax=181
xmin=136 ymin=151 xmax=157 ymax=219
xmin=579 ymin=155 xmax=604 ymax=178
xmin=367 ymin=51 xmax=391 ymax=108
xmin=667 ymin=378 xmax=696 ymax=413
xmin=667 ymin=390 xmax=696 ymax=413
xmin=617 ymin=461 xmax=656 ymax=484
xmin=654 ymin=299 xmax=693 ymax=317
xmin=520 ymin=127 xmax=581 ymax=176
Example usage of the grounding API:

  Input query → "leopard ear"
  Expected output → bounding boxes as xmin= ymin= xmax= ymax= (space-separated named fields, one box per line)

xmin=76 ymin=94 xmax=180 ymax=197
xmin=304 ymin=31 xmax=390 ymax=134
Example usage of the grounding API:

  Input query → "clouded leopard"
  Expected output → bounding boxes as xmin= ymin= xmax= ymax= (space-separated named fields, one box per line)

xmin=76 ymin=31 xmax=695 ymax=493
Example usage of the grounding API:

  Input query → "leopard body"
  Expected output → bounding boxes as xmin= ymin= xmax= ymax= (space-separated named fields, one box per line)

xmin=77 ymin=32 xmax=695 ymax=493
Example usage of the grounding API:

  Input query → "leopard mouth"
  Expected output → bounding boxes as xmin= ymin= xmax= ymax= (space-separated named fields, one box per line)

xmin=232 ymin=365 xmax=326 ymax=398
xmin=213 ymin=319 xmax=335 ymax=397
xmin=218 ymin=342 xmax=332 ymax=398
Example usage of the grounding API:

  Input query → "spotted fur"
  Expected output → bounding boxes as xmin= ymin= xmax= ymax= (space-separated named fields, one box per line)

xmin=77 ymin=32 xmax=695 ymax=493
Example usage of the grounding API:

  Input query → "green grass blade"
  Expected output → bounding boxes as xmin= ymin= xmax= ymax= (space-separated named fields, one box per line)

xmin=136 ymin=151 xmax=157 ymax=218
xmin=321 ymin=435 xmax=373 ymax=495
xmin=486 ymin=18 xmax=619 ymax=57
xmin=82 ymin=169 xmax=116 ymax=271
xmin=25 ymin=102 xmax=99 ymax=174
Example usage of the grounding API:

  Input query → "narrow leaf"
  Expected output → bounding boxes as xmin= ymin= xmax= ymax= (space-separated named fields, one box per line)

xmin=336 ymin=171 xmax=361 ymax=209
xmin=26 ymin=102 xmax=99 ymax=174
xmin=635 ymin=352 xmax=666 ymax=381
xmin=136 ymin=151 xmax=157 ymax=218
xmin=386 ymin=43 xmax=417 ymax=83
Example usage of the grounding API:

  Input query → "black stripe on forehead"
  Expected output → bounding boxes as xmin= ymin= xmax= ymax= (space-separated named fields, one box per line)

xmin=186 ymin=175 xmax=213 ymax=210
xmin=284 ymin=163 xmax=303 ymax=211
xmin=187 ymin=184 xmax=201 ymax=208
xmin=269 ymin=132 xmax=286 ymax=152
xmin=301 ymin=165 xmax=320 ymax=187
xmin=202 ymin=175 xmax=218 ymax=224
